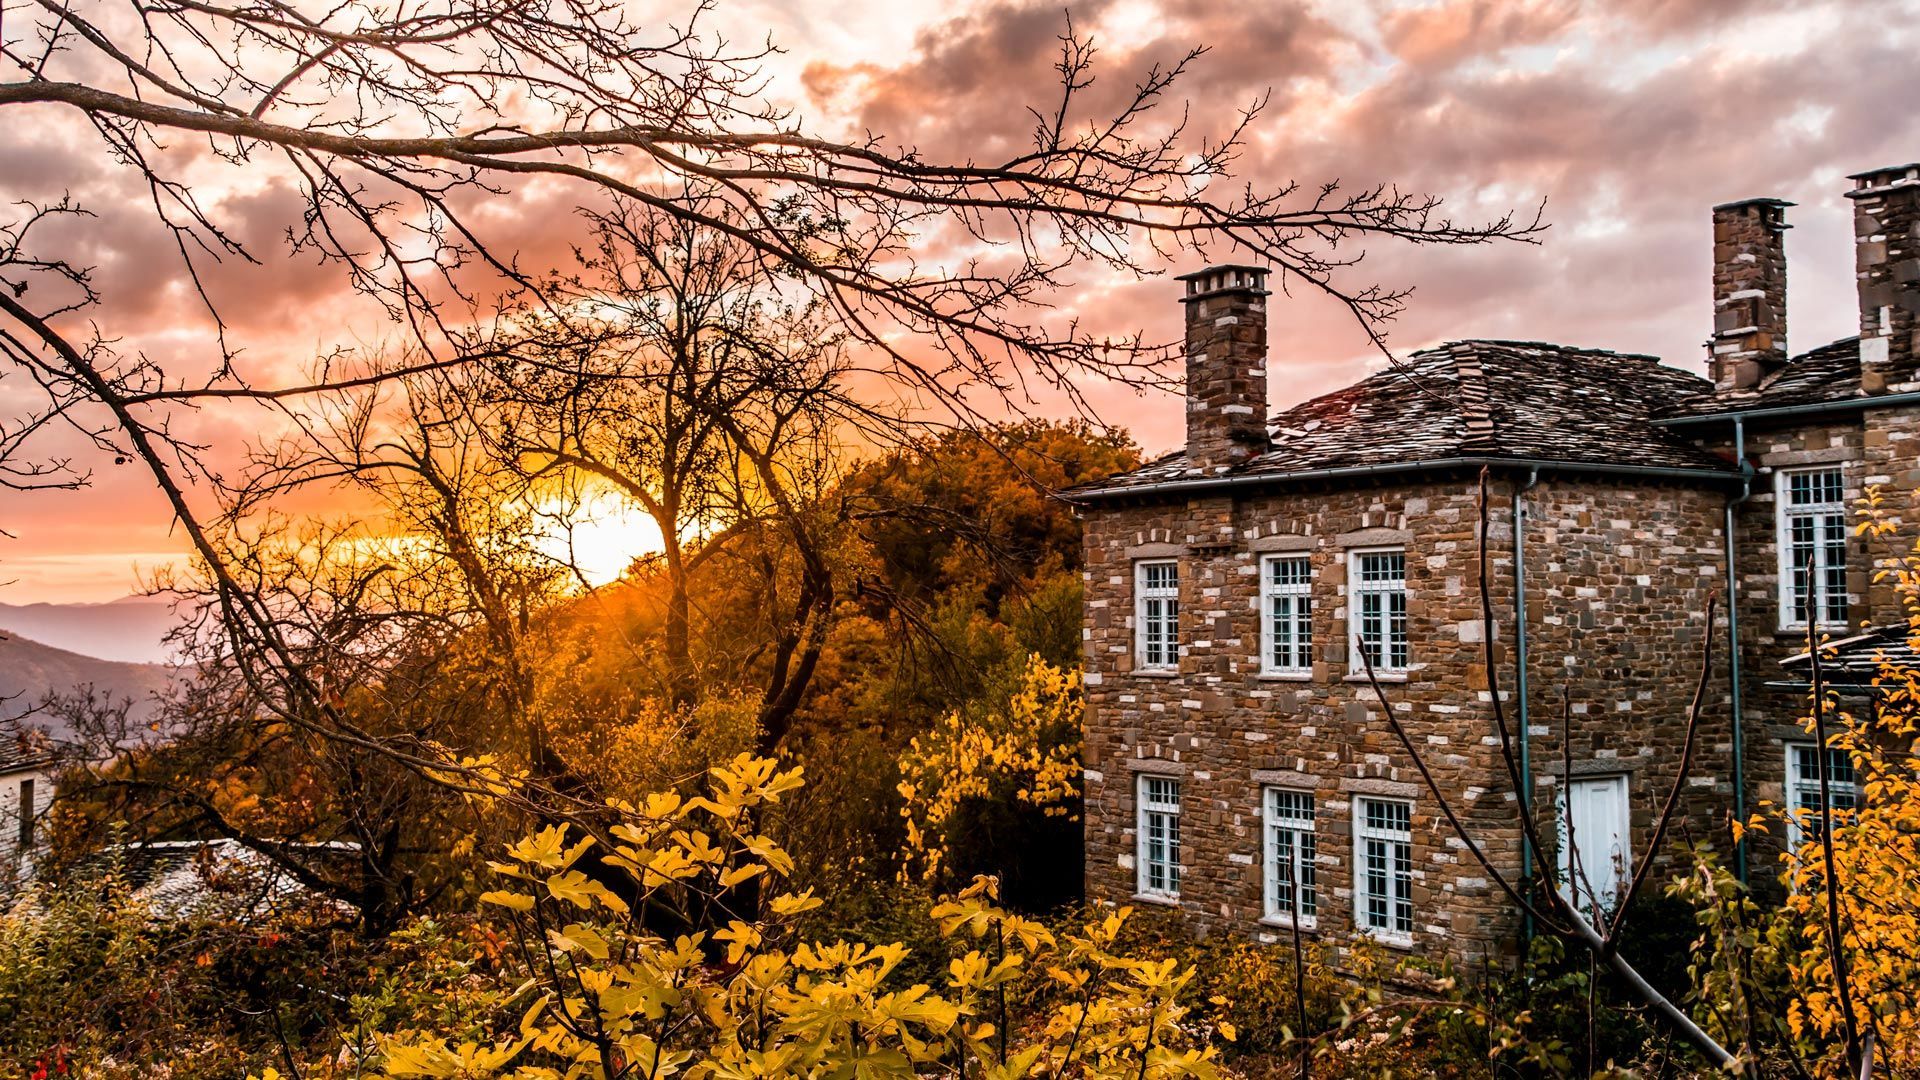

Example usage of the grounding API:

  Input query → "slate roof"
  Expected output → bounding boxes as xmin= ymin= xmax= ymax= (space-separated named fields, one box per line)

xmin=72 ymin=838 xmax=359 ymax=922
xmin=1659 ymin=336 xmax=1916 ymax=421
xmin=0 ymin=724 xmax=53 ymax=775
xmin=1066 ymin=340 xmax=1737 ymax=499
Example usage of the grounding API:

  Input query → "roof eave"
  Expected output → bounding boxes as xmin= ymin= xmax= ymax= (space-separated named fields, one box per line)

xmin=1058 ymin=455 xmax=1741 ymax=504
xmin=1656 ymin=389 xmax=1920 ymax=427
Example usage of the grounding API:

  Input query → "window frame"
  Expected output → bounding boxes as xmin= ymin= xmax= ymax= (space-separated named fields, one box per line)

xmin=15 ymin=777 xmax=31 ymax=851
xmin=1774 ymin=466 xmax=1850 ymax=630
xmin=1785 ymin=741 xmax=1859 ymax=854
xmin=1261 ymin=786 xmax=1317 ymax=928
xmin=1347 ymin=547 xmax=1409 ymax=676
xmin=1135 ymin=774 xmax=1183 ymax=900
xmin=1353 ymin=795 xmax=1414 ymax=945
xmin=1260 ymin=555 xmax=1314 ymax=677
xmin=1133 ymin=559 xmax=1181 ymax=672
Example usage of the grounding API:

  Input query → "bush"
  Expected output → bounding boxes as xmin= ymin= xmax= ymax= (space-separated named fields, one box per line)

xmin=338 ymin=755 xmax=1237 ymax=1078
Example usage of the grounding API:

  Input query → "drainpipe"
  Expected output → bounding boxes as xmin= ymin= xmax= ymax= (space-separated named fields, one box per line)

xmin=1725 ymin=417 xmax=1753 ymax=884
xmin=1513 ymin=467 xmax=1541 ymax=941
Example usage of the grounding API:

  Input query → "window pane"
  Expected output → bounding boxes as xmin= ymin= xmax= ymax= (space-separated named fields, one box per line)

xmin=1352 ymin=551 xmax=1408 ymax=672
xmin=1781 ymin=470 xmax=1848 ymax=626
xmin=1788 ymin=744 xmax=1858 ymax=849
xmin=1356 ymin=798 xmax=1413 ymax=937
xmin=1137 ymin=562 xmax=1180 ymax=668
xmin=1264 ymin=558 xmax=1312 ymax=672
xmin=1264 ymin=788 xmax=1317 ymax=920
xmin=1139 ymin=776 xmax=1183 ymax=897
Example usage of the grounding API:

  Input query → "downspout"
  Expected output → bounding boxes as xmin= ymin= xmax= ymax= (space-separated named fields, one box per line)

xmin=1725 ymin=417 xmax=1753 ymax=884
xmin=1514 ymin=466 xmax=1541 ymax=941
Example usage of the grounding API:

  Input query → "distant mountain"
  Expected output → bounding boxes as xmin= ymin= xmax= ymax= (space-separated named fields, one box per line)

xmin=0 ymin=632 xmax=179 ymax=741
xmin=0 ymin=597 xmax=185 ymax=664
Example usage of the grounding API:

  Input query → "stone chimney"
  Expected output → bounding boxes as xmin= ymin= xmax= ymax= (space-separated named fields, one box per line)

xmin=1846 ymin=163 xmax=1920 ymax=393
xmin=1708 ymin=198 xmax=1792 ymax=391
xmin=1178 ymin=264 xmax=1270 ymax=470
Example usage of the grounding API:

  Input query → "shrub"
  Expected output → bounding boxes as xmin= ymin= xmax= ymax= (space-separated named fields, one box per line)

xmin=337 ymin=754 xmax=1235 ymax=1078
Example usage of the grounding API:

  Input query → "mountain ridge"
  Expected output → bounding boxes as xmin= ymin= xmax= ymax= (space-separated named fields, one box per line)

xmin=0 ymin=631 xmax=179 ymax=741
xmin=0 ymin=597 xmax=184 ymax=664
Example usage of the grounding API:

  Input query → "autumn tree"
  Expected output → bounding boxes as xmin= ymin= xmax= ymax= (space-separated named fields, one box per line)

xmin=1675 ymin=491 xmax=1920 ymax=1077
xmin=51 ymin=513 xmax=551 ymax=933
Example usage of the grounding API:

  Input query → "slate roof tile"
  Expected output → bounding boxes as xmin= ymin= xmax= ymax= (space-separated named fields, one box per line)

xmin=1068 ymin=340 xmax=1734 ymax=498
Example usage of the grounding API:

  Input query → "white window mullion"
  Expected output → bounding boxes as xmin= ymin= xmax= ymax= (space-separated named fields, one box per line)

xmin=1349 ymin=549 xmax=1408 ymax=674
xmin=1354 ymin=796 xmax=1413 ymax=942
xmin=1777 ymin=467 xmax=1849 ymax=629
xmin=1786 ymin=743 xmax=1858 ymax=853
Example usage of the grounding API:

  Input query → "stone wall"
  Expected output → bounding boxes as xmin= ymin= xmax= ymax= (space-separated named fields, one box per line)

xmin=1080 ymin=470 xmax=1730 ymax=966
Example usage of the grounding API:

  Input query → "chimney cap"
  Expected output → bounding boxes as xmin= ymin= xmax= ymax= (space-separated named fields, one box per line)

xmin=1711 ymin=197 xmax=1795 ymax=213
xmin=1176 ymin=263 xmax=1270 ymax=302
xmin=1846 ymin=163 xmax=1920 ymax=196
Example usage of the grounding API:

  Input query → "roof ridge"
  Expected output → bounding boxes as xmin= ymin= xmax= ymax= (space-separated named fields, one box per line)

xmin=1448 ymin=346 xmax=1498 ymax=451
xmin=1421 ymin=338 xmax=1665 ymax=363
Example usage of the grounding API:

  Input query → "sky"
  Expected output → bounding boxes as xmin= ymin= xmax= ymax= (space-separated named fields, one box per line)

xmin=4 ymin=0 xmax=1920 ymax=604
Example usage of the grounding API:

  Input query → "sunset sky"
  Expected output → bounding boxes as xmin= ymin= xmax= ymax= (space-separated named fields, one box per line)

xmin=5 ymin=0 xmax=1920 ymax=604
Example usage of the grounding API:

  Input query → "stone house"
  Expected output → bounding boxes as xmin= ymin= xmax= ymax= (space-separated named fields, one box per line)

xmin=1062 ymin=162 xmax=1920 ymax=965
xmin=0 ymin=724 xmax=54 ymax=891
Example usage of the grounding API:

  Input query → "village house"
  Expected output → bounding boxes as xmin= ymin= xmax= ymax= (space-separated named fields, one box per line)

xmin=1063 ymin=162 xmax=1920 ymax=965
xmin=0 ymin=725 xmax=54 ymax=891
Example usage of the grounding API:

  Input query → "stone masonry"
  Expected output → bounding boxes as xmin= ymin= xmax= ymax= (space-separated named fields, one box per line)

xmin=1710 ymin=199 xmax=1791 ymax=392
xmin=1079 ymin=474 xmax=1730 ymax=966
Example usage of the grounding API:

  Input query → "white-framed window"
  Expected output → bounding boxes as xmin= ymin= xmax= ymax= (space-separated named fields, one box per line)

xmin=1134 ymin=560 xmax=1180 ymax=671
xmin=1348 ymin=549 xmax=1408 ymax=674
xmin=1354 ymin=796 xmax=1413 ymax=942
xmin=1776 ymin=467 xmax=1849 ymax=629
xmin=1136 ymin=775 xmax=1183 ymax=898
xmin=1557 ymin=774 xmax=1631 ymax=915
xmin=1262 ymin=556 xmax=1313 ymax=675
xmin=1786 ymin=742 xmax=1858 ymax=853
xmin=1262 ymin=787 xmax=1316 ymax=926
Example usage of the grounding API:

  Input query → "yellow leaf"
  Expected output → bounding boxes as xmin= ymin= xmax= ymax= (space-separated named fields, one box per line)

xmin=549 ymin=923 xmax=611 ymax=959
xmin=547 ymin=871 xmax=630 ymax=914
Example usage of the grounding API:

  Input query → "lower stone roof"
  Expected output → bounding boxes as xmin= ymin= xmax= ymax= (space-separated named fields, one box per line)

xmin=1774 ymin=624 xmax=1920 ymax=689
xmin=1658 ymin=337 xmax=1917 ymax=420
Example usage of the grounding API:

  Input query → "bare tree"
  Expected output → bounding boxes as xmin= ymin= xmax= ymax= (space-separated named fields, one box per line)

xmin=1353 ymin=468 xmax=1735 ymax=1069
xmin=52 ymin=516 xmax=536 ymax=933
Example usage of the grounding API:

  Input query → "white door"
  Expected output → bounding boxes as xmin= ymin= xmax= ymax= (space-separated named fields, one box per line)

xmin=1558 ymin=775 xmax=1631 ymax=914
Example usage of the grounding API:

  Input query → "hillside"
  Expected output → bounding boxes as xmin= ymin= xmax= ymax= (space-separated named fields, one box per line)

xmin=0 ymin=631 xmax=179 ymax=739
xmin=0 ymin=597 xmax=184 ymax=664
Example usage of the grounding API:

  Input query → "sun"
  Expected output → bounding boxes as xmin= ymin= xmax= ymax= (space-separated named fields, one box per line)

xmin=532 ymin=492 xmax=665 ymax=588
